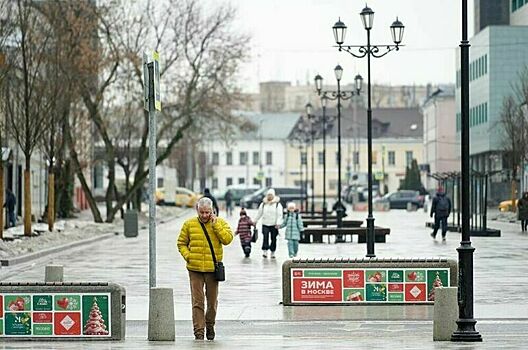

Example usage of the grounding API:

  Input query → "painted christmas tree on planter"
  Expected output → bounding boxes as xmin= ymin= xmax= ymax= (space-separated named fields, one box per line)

xmin=427 ymin=272 xmax=444 ymax=301
xmin=83 ymin=298 xmax=109 ymax=335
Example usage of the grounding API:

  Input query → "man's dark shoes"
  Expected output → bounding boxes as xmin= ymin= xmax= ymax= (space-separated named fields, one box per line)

xmin=206 ymin=326 xmax=215 ymax=340
xmin=194 ymin=334 xmax=204 ymax=341
xmin=430 ymin=232 xmax=436 ymax=239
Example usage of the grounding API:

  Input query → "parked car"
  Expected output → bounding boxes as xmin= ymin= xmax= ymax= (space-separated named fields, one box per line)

xmin=498 ymin=199 xmax=518 ymax=212
xmin=374 ymin=190 xmax=424 ymax=209
xmin=216 ymin=185 xmax=260 ymax=205
xmin=343 ymin=184 xmax=380 ymax=203
xmin=174 ymin=187 xmax=201 ymax=207
xmin=155 ymin=188 xmax=166 ymax=205
xmin=240 ymin=187 xmax=307 ymax=209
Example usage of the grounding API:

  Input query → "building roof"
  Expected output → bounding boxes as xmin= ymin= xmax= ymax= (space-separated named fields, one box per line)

xmin=235 ymin=112 xmax=301 ymax=140
xmin=292 ymin=106 xmax=423 ymax=140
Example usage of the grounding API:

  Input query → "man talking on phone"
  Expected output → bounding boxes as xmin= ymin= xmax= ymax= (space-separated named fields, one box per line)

xmin=177 ymin=197 xmax=233 ymax=341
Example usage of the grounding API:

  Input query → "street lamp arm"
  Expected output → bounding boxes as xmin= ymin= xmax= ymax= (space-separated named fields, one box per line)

xmin=320 ymin=90 xmax=358 ymax=101
xmin=336 ymin=44 xmax=402 ymax=59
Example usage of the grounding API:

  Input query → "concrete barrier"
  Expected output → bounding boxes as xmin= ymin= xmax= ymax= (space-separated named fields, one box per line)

xmin=0 ymin=282 xmax=126 ymax=340
xmin=433 ymin=287 xmax=458 ymax=341
xmin=148 ymin=287 xmax=175 ymax=341
xmin=45 ymin=265 xmax=64 ymax=283
xmin=282 ymin=258 xmax=457 ymax=305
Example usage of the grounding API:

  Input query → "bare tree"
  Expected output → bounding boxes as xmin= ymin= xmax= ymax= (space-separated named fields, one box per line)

xmin=499 ymin=96 xmax=527 ymax=211
xmin=3 ymin=0 xmax=55 ymax=236
xmin=0 ymin=0 xmax=14 ymax=239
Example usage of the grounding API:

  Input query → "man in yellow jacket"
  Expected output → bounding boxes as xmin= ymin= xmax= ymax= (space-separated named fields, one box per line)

xmin=177 ymin=197 xmax=233 ymax=341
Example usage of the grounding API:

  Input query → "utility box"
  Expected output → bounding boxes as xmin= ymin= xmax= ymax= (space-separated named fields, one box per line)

xmin=124 ymin=210 xmax=138 ymax=238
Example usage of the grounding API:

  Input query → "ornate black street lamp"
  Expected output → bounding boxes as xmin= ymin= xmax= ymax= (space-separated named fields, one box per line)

xmin=305 ymin=103 xmax=316 ymax=216
xmin=314 ymin=68 xmax=362 ymax=228
xmin=333 ymin=4 xmax=404 ymax=256
xmin=451 ymin=0 xmax=482 ymax=342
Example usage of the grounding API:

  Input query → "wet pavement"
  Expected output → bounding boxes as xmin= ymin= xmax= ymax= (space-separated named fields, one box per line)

xmin=1 ymin=206 xmax=528 ymax=348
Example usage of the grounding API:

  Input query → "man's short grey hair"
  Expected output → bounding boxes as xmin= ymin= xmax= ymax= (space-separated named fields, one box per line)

xmin=196 ymin=197 xmax=213 ymax=210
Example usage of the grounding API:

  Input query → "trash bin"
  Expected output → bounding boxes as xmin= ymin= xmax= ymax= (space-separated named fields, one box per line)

xmin=406 ymin=202 xmax=417 ymax=212
xmin=124 ymin=209 xmax=138 ymax=237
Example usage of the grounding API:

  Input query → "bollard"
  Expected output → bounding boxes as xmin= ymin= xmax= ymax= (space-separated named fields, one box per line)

xmin=45 ymin=265 xmax=64 ymax=282
xmin=433 ymin=287 xmax=458 ymax=341
xmin=148 ymin=287 xmax=175 ymax=341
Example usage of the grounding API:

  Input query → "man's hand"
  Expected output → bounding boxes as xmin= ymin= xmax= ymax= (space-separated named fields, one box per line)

xmin=211 ymin=214 xmax=218 ymax=225
xmin=275 ymin=225 xmax=279 ymax=229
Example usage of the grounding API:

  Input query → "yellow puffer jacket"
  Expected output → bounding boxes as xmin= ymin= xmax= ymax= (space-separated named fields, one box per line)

xmin=177 ymin=217 xmax=233 ymax=272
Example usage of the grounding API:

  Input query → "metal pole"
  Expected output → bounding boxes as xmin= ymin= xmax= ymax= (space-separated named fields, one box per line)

xmin=311 ymin=122 xmax=315 ymax=216
xmin=304 ymin=142 xmax=309 ymax=211
xmin=451 ymin=0 xmax=482 ymax=341
xmin=336 ymin=79 xmax=344 ymax=228
xmin=259 ymin=119 xmax=264 ymax=188
xmin=147 ymin=63 xmax=157 ymax=289
xmin=366 ymin=28 xmax=376 ymax=258
xmin=322 ymin=104 xmax=327 ymax=227
xmin=299 ymin=146 xmax=304 ymax=211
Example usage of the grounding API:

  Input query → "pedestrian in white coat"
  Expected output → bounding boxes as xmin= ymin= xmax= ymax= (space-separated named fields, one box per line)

xmin=254 ymin=188 xmax=283 ymax=258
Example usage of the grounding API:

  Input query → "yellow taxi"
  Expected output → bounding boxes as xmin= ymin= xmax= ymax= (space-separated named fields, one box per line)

xmin=155 ymin=188 xmax=166 ymax=205
xmin=498 ymin=199 xmax=518 ymax=212
xmin=175 ymin=187 xmax=201 ymax=207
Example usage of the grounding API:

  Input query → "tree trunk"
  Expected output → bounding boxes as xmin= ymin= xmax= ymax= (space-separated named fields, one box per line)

xmin=0 ymin=166 xmax=4 ymax=240
xmin=48 ymin=172 xmax=55 ymax=231
xmin=512 ymin=178 xmax=518 ymax=212
xmin=105 ymin=154 xmax=116 ymax=223
xmin=24 ymin=168 xmax=31 ymax=236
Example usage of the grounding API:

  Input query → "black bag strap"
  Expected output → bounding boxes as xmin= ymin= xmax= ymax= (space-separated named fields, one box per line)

xmin=199 ymin=220 xmax=218 ymax=265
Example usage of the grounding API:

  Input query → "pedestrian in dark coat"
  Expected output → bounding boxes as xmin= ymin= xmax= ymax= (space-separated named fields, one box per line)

xmin=202 ymin=188 xmax=219 ymax=215
xmin=235 ymin=208 xmax=255 ymax=257
xmin=430 ymin=188 xmax=451 ymax=241
xmin=4 ymin=188 xmax=16 ymax=228
xmin=517 ymin=192 xmax=528 ymax=232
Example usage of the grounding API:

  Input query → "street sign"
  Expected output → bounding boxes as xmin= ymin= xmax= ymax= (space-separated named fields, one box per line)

xmin=142 ymin=52 xmax=149 ymax=111
xmin=143 ymin=51 xmax=161 ymax=111
xmin=152 ymin=51 xmax=161 ymax=111
xmin=375 ymin=171 xmax=384 ymax=180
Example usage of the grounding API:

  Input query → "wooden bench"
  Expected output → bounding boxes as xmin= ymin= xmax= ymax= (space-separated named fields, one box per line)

xmin=302 ymin=219 xmax=363 ymax=228
xmin=301 ymin=226 xmax=390 ymax=244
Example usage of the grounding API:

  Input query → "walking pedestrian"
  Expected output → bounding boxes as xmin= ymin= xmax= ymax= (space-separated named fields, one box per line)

xmin=430 ymin=188 xmax=451 ymax=242
xmin=235 ymin=208 xmax=254 ymax=257
xmin=517 ymin=192 xmax=528 ymax=232
xmin=254 ymin=188 xmax=283 ymax=259
xmin=225 ymin=190 xmax=233 ymax=217
xmin=177 ymin=197 xmax=233 ymax=341
xmin=4 ymin=188 xmax=16 ymax=228
xmin=202 ymin=188 xmax=219 ymax=215
xmin=280 ymin=202 xmax=304 ymax=258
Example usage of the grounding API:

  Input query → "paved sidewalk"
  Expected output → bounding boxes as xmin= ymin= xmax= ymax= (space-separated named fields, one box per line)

xmin=1 ymin=207 xmax=527 ymax=348
xmin=1 ymin=320 xmax=528 ymax=349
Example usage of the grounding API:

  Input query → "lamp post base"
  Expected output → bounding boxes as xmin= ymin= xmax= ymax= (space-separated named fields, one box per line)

xmin=451 ymin=319 xmax=482 ymax=342
xmin=335 ymin=204 xmax=346 ymax=242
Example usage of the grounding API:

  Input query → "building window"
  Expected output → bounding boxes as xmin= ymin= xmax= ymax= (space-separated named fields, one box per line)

xmin=253 ymin=178 xmax=260 ymax=185
xmin=226 ymin=177 xmax=233 ymax=186
xmin=253 ymin=151 xmax=259 ymax=166
xmin=266 ymin=151 xmax=272 ymax=165
xmin=353 ymin=151 xmax=359 ymax=165
xmin=318 ymin=152 xmax=324 ymax=165
xmin=388 ymin=151 xmax=395 ymax=166
xmin=157 ymin=178 xmax=164 ymax=188
xmin=265 ymin=177 xmax=272 ymax=187
xmin=239 ymin=152 xmax=248 ymax=165
xmin=406 ymin=151 xmax=413 ymax=167
xmin=301 ymin=152 xmax=307 ymax=165
xmin=226 ymin=152 xmax=232 ymax=165
xmin=212 ymin=178 xmax=218 ymax=189
xmin=212 ymin=152 xmax=219 ymax=166
xmin=238 ymin=177 xmax=245 ymax=184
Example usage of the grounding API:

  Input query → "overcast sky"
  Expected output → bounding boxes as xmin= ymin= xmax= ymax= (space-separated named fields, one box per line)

xmin=221 ymin=0 xmax=475 ymax=92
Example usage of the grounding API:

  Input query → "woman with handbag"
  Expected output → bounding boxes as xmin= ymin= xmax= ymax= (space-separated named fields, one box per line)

xmin=177 ymin=197 xmax=233 ymax=341
xmin=235 ymin=208 xmax=255 ymax=257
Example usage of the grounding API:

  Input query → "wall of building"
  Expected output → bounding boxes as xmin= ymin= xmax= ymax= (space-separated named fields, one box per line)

xmin=510 ymin=0 xmax=528 ymax=25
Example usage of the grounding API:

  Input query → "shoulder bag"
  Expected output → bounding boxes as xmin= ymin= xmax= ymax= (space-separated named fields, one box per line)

xmin=199 ymin=221 xmax=225 ymax=282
